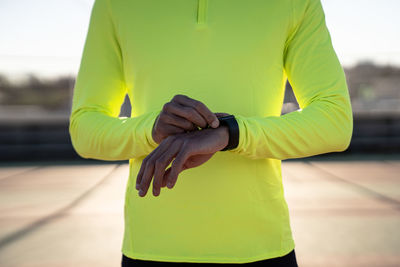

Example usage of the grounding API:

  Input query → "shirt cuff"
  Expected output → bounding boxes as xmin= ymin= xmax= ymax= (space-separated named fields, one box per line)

xmin=144 ymin=109 xmax=161 ymax=149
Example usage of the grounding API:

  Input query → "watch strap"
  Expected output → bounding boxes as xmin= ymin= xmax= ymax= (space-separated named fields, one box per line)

xmin=217 ymin=115 xmax=239 ymax=151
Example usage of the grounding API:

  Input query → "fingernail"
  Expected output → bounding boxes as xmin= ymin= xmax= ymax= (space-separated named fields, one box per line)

xmin=211 ymin=120 xmax=219 ymax=128
xmin=167 ymin=182 xmax=173 ymax=188
xmin=139 ymin=189 xmax=143 ymax=196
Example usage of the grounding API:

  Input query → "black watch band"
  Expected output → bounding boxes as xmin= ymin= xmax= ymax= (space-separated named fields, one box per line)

xmin=217 ymin=115 xmax=239 ymax=151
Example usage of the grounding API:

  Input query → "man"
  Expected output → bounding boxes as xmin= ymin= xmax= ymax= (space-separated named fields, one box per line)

xmin=69 ymin=0 xmax=353 ymax=265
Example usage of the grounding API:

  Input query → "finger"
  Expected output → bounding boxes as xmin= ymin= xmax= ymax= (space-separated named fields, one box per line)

xmin=162 ymin=112 xmax=197 ymax=132
xmin=136 ymin=148 xmax=159 ymax=190
xmin=166 ymin=148 xmax=191 ymax=189
xmin=167 ymin=101 xmax=207 ymax=129
xmin=161 ymin=168 xmax=172 ymax=188
xmin=156 ymin=122 xmax=186 ymax=141
xmin=152 ymin=140 xmax=182 ymax=196
xmin=138 ymin=137 xmax=175 ymax=197
xmin=173 ymin=95 xmax=219 ymax=127
xmin=162 ymin=166 xmax=187 ymax=188
xmin=172 ymin=95 xmax=219 ymax=128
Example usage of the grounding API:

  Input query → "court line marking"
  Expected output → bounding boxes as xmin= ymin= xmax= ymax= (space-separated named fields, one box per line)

xmin=0 ymin=163 xmax=121 ymax=250
xmin=307 ymin=161 xmax=400 ymax=212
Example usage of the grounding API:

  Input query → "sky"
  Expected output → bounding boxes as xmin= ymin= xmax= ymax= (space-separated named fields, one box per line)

xmin=0 ymin=0 xmax=399 ymax=80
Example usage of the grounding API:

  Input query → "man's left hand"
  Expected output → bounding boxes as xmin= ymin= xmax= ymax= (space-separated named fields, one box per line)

xmin=135 ymin=125 xmax=229 ymax=197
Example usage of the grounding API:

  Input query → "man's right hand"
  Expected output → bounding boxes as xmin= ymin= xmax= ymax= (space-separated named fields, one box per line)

xmin=152 ymin=94 xmax=222 ymax=144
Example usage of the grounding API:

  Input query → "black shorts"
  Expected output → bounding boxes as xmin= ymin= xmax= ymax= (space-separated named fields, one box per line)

xmin=121 ymin=249 xmax=298 ymax=266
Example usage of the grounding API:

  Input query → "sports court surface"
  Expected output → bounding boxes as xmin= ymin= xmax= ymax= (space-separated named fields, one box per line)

xmin=0 ymin=154 xmax=399 ymax=266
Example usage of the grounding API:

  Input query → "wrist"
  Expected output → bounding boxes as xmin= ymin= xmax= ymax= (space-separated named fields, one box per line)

xmin=216 ymin=125 xmax=229 ymax=150
xmin=151 ymin=117 xmax=162 ymax=144
xmin=152 ymin=129 xmax=160 ymax=144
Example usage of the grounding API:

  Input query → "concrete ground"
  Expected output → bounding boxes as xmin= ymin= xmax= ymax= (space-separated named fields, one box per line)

xmin=0 ymin=155 xmax=399 ymax=267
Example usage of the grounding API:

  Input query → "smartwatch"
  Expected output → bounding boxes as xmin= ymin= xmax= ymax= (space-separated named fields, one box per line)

xmin=217 ymin=115 xmax=239 ymax=151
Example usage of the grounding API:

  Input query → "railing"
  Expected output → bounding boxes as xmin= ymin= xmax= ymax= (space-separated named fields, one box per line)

xmin=0 ymin=110 xmax=399 ymax=161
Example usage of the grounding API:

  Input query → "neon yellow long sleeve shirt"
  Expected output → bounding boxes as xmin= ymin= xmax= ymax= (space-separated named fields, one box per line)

xmin=69 ymin=0 xmax=353 ymax=263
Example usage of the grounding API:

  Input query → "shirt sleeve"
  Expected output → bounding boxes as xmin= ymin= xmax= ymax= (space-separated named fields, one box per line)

xmin=228 ymin=0 xmax=353 ymax=160
xmin=69 ymin=0 xmax=160 ymax=161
